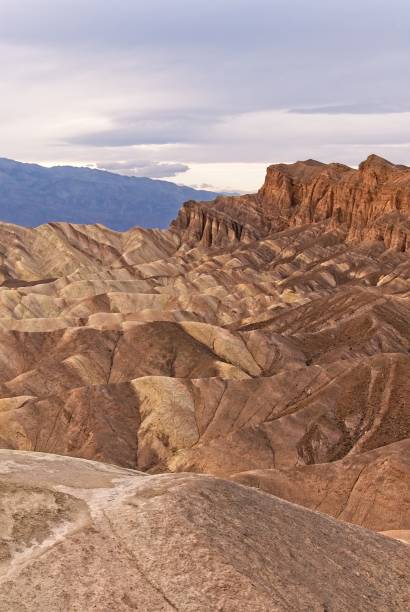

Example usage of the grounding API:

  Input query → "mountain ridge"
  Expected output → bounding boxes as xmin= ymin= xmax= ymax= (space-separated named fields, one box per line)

xmin=0 ymin=156 xmax=219 ymax=230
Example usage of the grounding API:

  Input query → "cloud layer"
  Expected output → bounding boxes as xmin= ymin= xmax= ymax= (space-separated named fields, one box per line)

xmin=0 ymin=0 xmax=409 ymax=190
xmin=95 ymin=160 xmax=189 ymax=178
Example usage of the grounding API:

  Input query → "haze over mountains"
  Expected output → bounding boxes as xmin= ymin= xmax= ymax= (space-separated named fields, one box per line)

xmin=0 ymin=157 xmax=219 ymax=230
xmin=1 ymin=154 xmax=410 ymax=609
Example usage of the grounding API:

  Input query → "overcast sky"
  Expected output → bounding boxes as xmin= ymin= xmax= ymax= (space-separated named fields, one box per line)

xmin=0 ymin=0 xmax=409 ymax=191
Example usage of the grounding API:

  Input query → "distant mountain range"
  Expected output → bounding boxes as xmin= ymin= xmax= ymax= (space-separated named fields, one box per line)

xmin=0 ymin=158 xmax=220 ymax=230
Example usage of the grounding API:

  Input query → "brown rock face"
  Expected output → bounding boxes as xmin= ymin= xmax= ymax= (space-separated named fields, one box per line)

xmin=173 ymin=155 xmax=410 ymax=251
xmin=232 ymin=438 xmax=410 ymax=532
xmin=1 ymin=450 xmax=409 ymax=612
xmin=0 ymin=155 xmax=409 ymax=549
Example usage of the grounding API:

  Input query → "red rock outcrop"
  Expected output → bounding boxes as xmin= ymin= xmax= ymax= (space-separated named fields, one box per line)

xmin=173 ymin=155 xmax=410 ymax=251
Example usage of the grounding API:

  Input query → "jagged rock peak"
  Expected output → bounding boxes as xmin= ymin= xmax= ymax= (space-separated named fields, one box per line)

xmin=358 ymin=154 xmax=405 ymax=180
xmin=172 ymin=155 xmax=410 ymax=252
xmin=360 ymin=153 xmax=398 ymax=169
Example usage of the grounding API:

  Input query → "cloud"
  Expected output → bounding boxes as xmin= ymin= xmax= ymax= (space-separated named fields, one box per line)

xmin=0 ymin=1 xmax=410 ymax=190
xmin=289 ymin=103 xmax=410 ymax=115
xmin=95 ymin=160 xmax=189 ymax=178
xmin=69 ymin=111 xmax=220 ymax=147
xmin=195 ymin=183 xmax=215 ymax=190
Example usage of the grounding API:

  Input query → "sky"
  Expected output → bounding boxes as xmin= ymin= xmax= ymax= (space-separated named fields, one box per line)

xmin=0 ymin=0 xmax=409 ymax=192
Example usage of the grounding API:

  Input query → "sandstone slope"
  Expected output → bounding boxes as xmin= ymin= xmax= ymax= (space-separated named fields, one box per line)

xmin=0 ymin=156 xmax=409 ymax=537
xmin=0 ymin=450 xmax=409 ymax=612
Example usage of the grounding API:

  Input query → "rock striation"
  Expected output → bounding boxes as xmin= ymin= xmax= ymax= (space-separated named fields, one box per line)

xmin=0 ymin=155 xmax=409 ymax=546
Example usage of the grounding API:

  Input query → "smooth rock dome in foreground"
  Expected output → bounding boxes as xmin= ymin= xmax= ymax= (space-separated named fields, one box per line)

xmin=0 ymin=450 xmax=409 ymax=611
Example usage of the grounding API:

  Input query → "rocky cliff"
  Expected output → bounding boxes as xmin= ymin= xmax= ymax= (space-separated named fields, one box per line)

xmin=173 ymin=155 xmax=410 ymax=251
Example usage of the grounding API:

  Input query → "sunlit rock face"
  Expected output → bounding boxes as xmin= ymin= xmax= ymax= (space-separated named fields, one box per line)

xmin=174 ymin=155 xmax=410 ymax=250
xmin=0 ymin=155 xmax=409 ymax=540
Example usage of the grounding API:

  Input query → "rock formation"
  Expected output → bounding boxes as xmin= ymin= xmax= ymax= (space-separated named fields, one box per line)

xmin=0 ymin=155 xmax=409 ymax=551
xmin=173 ymin=154 xmax=410 ymax=251
xmin=1 ymin=450 xmax=409 ymax=611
